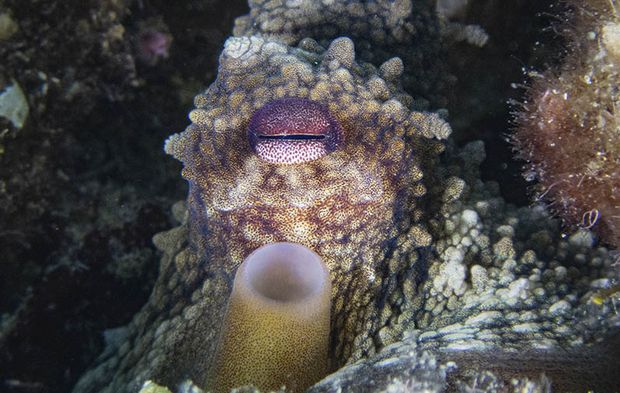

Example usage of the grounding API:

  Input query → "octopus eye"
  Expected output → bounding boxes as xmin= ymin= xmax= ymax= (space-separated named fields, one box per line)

xmin=247 ymin=97 xmax=344 ymax=164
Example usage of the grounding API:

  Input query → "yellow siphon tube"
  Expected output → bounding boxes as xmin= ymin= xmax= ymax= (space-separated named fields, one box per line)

xmin=210 ymin=242 xmax=331 ymax=392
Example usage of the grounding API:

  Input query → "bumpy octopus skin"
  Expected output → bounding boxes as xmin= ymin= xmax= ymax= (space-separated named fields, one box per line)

xmin=71 ymin=0 xmax=620 ymax=390
xmin=171 ymin=35 xmax=451 ymax=365
xmin=72 ymin=36 xmax=450 ymax=393
xmin=234 ymin=0 xmax=448 ymax=107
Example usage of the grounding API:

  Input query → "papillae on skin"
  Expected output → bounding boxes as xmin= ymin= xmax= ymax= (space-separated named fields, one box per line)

xmin=73 ymin=1 xmax=620 ymax=392
xmin=73 ymin=29 xmax=451 ymax=391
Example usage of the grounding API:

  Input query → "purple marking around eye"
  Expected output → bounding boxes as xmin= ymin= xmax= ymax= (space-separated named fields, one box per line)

xmin=247 ymin=97 xmax=344 ymax=164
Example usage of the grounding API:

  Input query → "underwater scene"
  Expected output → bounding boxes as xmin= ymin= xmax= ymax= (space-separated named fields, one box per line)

xmin=1 ymin=0 xmax=619 ymax=392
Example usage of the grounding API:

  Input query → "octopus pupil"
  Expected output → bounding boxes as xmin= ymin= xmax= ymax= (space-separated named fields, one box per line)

xmin=247 ymin=97 xmax=344 ymax=163
xmin=258 ymin=134 xmax=325 ymax=140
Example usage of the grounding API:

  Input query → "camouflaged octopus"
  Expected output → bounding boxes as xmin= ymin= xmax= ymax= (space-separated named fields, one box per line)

xmin=169 ymin=33 xmax=452 ymax=366
xmin=73 ymin=1 xmax=620 ymax=392
xmin=73 ymin=29 xmax=451 ymax=393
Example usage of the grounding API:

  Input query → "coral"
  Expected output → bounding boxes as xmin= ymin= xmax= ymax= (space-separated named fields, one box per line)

xmin=211 ymin=243 xmax=330 ymax=392
xmin=436 ymin=0 xmax=489 ymax=47
xmin=0 ymin=0 xmax=248 ymax=391
xmin=513 ymin=0 xmax=620 ymax=248
xmin=137 ymin=30 xmax=172 ymax=64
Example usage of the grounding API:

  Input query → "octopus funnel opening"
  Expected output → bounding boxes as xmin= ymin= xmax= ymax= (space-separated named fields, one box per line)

xmin=210 ymin=242 xmax=331 ymax=392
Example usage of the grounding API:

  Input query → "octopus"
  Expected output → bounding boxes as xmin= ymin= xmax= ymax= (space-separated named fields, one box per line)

xmin=73 ymin=28 xmax=452 ymax=392
xmin=73 ymin=1 xmax=620 ymax=392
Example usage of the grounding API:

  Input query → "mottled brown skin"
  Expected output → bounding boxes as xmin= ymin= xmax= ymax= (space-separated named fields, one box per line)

xmin=233 ymin=0 xmax=449 ymax=107
xmin=72 ymin=35 xmax=450 ymax=393
xmin=168 ymin=36 xmax=449 ymax=366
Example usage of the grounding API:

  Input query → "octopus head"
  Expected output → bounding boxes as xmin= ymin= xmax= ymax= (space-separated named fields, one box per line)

xmin=165 ymin=36 xmax=450 ymax=364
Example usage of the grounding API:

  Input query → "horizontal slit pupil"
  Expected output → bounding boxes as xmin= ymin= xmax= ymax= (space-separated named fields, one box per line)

xmin=259 ymin=134 xmax=325 ymax=140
